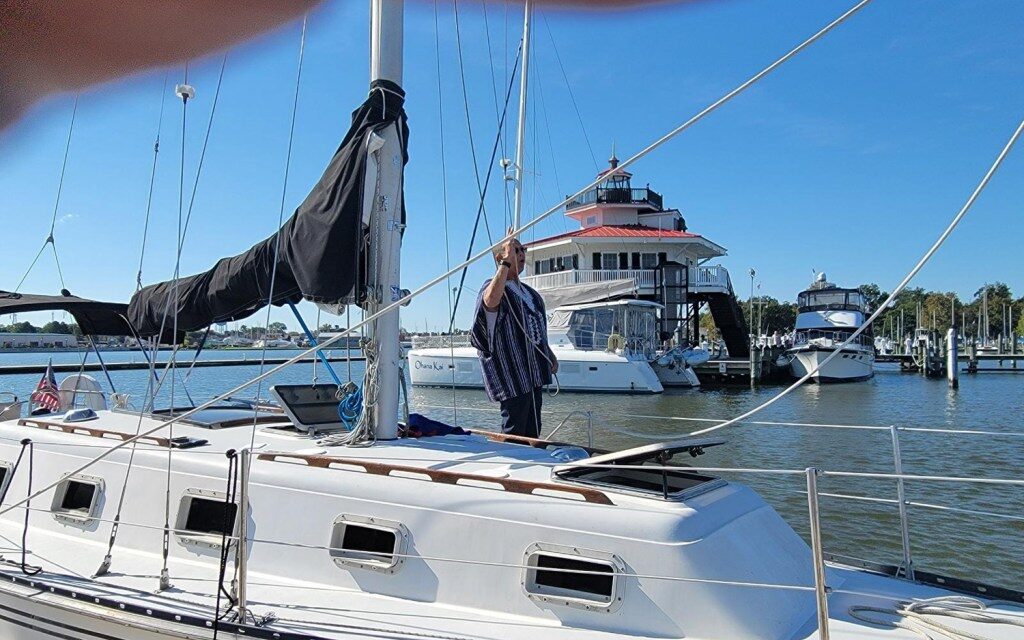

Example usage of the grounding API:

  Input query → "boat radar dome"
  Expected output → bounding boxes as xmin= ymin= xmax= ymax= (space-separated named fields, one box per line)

xmin=816 ymin=271 xmax=827 ymax=283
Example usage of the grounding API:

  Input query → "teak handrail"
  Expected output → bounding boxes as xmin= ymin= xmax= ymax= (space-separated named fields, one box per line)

xmin=258 ymin=452 xmax=613 ymax=505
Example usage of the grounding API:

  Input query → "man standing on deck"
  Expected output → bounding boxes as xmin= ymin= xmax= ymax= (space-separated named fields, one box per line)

xmin=470 ymin=235 xmax=558 ymax=438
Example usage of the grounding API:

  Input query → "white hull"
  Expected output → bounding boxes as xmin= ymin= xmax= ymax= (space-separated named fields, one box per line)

xmin=788 ymin=347 xmax=874 ymax=383
xmin=409 ymin=347 xmax=664 ymax=393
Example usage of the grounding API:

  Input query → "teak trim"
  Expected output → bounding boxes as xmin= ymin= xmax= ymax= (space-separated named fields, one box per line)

xmin=18 ymin=418 xmax=171 ymax=447
xmin=257 ymin=452 xmax=613 ymax=505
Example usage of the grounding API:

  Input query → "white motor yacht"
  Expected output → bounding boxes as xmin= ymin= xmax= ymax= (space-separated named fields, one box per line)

xmin=785 ymin=275 xmax=875 ymax=383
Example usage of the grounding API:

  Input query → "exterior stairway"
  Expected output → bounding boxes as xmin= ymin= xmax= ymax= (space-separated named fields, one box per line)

xmin=706 ymin=292 xmax=750 ymax=358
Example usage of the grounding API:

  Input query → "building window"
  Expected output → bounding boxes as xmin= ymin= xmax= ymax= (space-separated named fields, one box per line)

xmin=600 ymin=253 xmax=618 ymax=270
xmin=641 ymin=253 xmax=658 ymax=269
xmin=571 ymin=254 xmax=579 ymax=270
xmin=618 ymin=252 xmax=628 ymax=269
xmin=631 ymin=253 xmax=641 ymax=269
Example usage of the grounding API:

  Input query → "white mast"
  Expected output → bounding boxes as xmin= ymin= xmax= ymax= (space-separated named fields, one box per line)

xmin=511 ymin=0 xmax=532 ymax=231
xmin=368 ymin=0 xmax=404 ymax=440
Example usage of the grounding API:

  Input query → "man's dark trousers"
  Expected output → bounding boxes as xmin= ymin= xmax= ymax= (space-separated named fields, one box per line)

xmin=499 ymin=387 xmax=543 ymax=438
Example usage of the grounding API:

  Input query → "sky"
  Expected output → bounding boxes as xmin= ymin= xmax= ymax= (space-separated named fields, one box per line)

xmin=2 ymin=0 xmax=1023 ymax=334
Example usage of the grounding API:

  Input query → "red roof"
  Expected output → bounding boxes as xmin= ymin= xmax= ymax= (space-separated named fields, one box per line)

xmin=524 ymin=224 xmax=701 ymax=247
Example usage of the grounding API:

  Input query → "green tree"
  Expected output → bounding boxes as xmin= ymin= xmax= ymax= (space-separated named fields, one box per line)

xmin=6 ymin=321 xmax=37 ymax=333
xmin=858 ymin=283 xmax=889 ymax=312
xmin=268 ymin=321 xmax=287 ymax=334
xmin=41 ymin=320 xmax=76 ymax=334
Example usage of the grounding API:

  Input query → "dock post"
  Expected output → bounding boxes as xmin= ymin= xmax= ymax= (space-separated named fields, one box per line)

xmin=968 ymin=340 xmax=977 ymax=374
xmin=749 ymin=336 xmax=756 ymax=386
xmin=947 ymin=328 xmax=958 ymax=389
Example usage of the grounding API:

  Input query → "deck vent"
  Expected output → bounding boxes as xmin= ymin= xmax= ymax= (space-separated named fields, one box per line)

xmin=50 ymin=475 xmax=103 ymax=524
xmin=175 ymin=489 xmax=238 ymax=548
xmin=523 ymin=543 xmax=625 ymax=612
xmin=329 ymin=515 xmax=408 ymax=574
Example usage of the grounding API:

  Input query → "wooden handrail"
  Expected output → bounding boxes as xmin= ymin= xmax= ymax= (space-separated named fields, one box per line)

xmin=17 ymin=418 xmax=171 ymax=447
xmin=258 ymin=452 xmax=614 ymax=505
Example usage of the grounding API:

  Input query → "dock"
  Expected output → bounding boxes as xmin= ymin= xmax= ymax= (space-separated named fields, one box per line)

xmin=0 ymin=355 xmax=364 ymax=376
xmin=694 ymin=347 xmax=789 ymax=385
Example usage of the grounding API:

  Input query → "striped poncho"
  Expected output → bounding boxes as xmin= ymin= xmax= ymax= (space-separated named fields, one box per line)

xmin=470 ymin=278 xmax=553 ymax=402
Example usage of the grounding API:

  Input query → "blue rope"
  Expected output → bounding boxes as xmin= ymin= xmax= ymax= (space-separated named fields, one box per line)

xmin=337 ymin=387 xmax=362 ymax=431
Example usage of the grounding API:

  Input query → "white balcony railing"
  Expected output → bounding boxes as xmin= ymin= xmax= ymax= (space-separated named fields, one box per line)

xmin=521 ymin=265 xmax=732 ymax=295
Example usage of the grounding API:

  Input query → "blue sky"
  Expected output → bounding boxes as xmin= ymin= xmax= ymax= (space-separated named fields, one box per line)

xmin=2 ymin=0 xmax=1022 ymax=334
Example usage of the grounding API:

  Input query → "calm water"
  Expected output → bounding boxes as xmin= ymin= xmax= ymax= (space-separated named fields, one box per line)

xmin=2 ymin=350 xmax=1021 ymax=590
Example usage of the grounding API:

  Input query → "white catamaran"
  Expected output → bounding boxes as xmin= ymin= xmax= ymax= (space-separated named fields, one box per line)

xmin=0 ymin=2 xmax=1022 ymax=640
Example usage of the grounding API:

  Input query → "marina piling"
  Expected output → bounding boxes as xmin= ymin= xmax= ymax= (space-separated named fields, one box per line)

xmin=947 ymin=328 xmax=958 ymax=389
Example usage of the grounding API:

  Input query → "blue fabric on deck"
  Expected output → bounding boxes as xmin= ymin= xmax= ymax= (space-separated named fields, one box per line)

xmin=404 ymin=413 xmax=470 ymax=438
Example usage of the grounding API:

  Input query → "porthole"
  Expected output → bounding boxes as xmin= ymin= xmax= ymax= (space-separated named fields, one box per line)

xmin=174 ymin=489 xmax=238 ymax=549
xmin=50 ymin=475 xmax=103 ymax=524
xmin=329 ymin=514 xmax=408 ymax=574
xmin=522 ymin=543 xmax=625 ymax=612
xmin=0 ymin=462 xmax=12 ymax=497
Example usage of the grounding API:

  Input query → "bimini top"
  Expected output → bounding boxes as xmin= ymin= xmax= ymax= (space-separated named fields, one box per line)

xmin=0 ymin=290 xmax=131 ymax=336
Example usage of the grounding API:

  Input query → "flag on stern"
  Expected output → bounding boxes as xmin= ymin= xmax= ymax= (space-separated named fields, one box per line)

xmin=30 ymin=360 xmax=60 ymax=412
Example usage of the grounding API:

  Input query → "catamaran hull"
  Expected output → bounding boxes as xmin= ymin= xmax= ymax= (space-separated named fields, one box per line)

xmin=408 ymin=347 xmax=664 ymax=393
xmin=788 ymin=347 xmax=875 ymax=383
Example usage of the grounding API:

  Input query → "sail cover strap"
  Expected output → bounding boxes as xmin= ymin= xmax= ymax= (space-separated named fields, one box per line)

xmin=128 ymin=79 xmax=409 ymax=336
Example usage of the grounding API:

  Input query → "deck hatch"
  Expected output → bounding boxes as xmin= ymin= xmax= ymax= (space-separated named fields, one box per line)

xmin=50 ymin=475 xmax=103 ymax=524
xmin=329 ymin=514 xmax=408 ymax=574
xmin=523 ymin=543 xmax=625 ymax=612
xmin=552 ymin=437 xmax=726 ymax=501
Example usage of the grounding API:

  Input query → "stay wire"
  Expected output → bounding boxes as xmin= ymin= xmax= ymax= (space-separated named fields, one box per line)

xmin=250 ymin=16 xmax=307 ymax=451
xmin=136 ymin=75 xmax=170 ymax=291
xmin=434 ymin=0 xmax=458 ymax=423
xmin=447 ymin=43 xmax=523 ymax=333
xmin=542 ymin=14 xmax=598 ymax=171
xmin=158 ymin=61 xmax=192 ymax=591
xmin=452 ymin=0 xmax=494 ymax=245
xmin=690 ymin=117 xmax=1024 ymax=438
xmin=0 ymin=0 xmax=879 ymax=516
xmin=15 ymin=96 xmax=78 ymax=293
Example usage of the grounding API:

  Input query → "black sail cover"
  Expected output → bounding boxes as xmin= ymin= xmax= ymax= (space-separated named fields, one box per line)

xmin=128 ymin=80 xmax=408 ymax=337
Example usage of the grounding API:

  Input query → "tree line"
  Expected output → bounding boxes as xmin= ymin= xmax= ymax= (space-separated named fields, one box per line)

xmin=0 ymin=320 xmax=82 ymax=337
xmin=701 ymin=282 xmax=1024 ymax=339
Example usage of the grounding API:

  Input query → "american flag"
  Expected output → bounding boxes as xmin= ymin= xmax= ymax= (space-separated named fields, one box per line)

xmin=31 ymin=360 xmax=60 ymax=412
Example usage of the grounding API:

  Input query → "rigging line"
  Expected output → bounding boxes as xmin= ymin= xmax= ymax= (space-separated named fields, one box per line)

xmin=480 ymin=0 xmax=509 ymax=233
xmin=178 ymin=53 xmax=229 ymax=254
xmin=250 ymin=15 xmax=306 ymax=451
xmin=158 ymin=61 xmax=192 ymax=592
xmin=49 ymin=96 xmax=79 ymax=238
xmin=452 ymin=0 xmax=494 ymax=245
xmin=14 ymin=96 xmax=78 ymax=293
xmin=542 ymin=14 xmax=598 ymax=171
xmin=434 ymin=0 xmax=458 ymax=423
xmin=690 ymin=117 xmax=1024 ymax=437
xmin=0 ymin=0 xmax=878 ymax=512
xmin=48 ymin=239 xmax=67 ymax=291
xmin=446 ymin=42 xmax=523 ymax=333
xmin=136 ymin=75 xmax=170 ymax=291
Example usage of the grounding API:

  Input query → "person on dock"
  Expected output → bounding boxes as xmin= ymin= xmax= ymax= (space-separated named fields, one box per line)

xmin=471 ymin=235 xmax=558 ymax=439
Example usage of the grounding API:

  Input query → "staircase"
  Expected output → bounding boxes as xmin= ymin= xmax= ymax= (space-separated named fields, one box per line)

xmin=706 ymin=292 xmax=749 ymax=358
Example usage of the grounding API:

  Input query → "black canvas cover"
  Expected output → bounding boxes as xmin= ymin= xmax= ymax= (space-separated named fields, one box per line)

xmin=128 ymin=79 xmax=408 ymax=336
xmin=0 ymin=290 xmax=131 ymax=336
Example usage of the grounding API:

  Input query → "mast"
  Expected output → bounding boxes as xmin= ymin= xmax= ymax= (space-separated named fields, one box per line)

xmin=368 ymin=0 xmax=404 ymax=440
xmin=511 ymin=0 xmax=532 ymax=231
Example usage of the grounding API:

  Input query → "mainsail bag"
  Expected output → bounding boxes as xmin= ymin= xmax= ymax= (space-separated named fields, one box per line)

xmin=128 ymin=79 xmax=408 ymax=337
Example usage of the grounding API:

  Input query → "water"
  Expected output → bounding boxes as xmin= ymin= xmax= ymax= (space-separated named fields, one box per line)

xmin=2 ymin=351 xmax=1021 ymax=590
